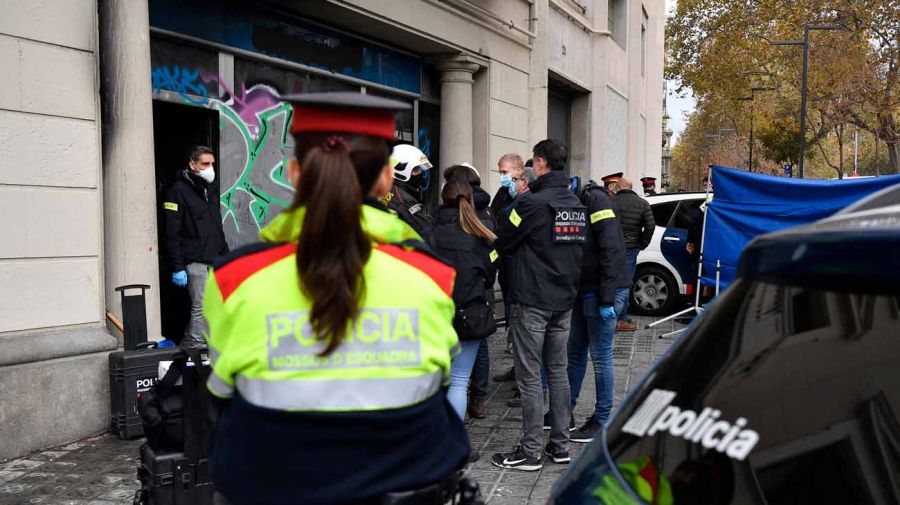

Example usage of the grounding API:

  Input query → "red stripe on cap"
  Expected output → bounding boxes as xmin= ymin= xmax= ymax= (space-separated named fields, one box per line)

xmin=215 ymin=243 xmax=296 ymax=302
xmin=375 ymin=244 xmax=455 ymax=298
xmin=290 ymin=105 xmax=396 ymax=140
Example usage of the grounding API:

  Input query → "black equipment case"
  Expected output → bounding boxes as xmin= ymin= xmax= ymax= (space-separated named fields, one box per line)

xmin=137 ymin=442 xmax=213 ymax=505
xmin=135 ymin=348 xmax=215 ymax=505
xmin=109 ymin=345 xmax=181 ymax=439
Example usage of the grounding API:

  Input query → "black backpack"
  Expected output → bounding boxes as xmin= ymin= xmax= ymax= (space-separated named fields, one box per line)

xmin=137 ymin=348 xmax=211 ymax=452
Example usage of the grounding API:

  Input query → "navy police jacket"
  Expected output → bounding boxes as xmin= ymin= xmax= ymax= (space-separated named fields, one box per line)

xmin=578 ymin=182 xmax=631 ymax=305
xmin=494 ymin=170 xmax=584 ymax=311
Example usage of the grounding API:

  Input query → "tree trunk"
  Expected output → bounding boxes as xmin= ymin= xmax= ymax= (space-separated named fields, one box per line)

xmin=878 ymin=116 xmax=900 ymax=174
xmin=837 ymin=124 xmax=845 ymax=179
xmin=889 ymin=140 xmax=900 ymax=174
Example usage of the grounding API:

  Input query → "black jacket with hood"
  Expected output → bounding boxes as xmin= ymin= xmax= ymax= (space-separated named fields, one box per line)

xmin=494 ymin=170 xmax=584 ymax=311
xmin=163 ymin=169 xmax=229 ymax=271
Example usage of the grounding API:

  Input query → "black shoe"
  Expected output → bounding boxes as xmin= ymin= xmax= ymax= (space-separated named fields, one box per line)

xmin=467 ymin=398 xmax=487 ymax=419
xmin=507 ymin=391 xmax=522 ymax=408
xmin=570 ymin=417 xmax=601 ymax=443
xmin=543 ymin=443 xmax=571 ymax=464
xmin=468 ymin=445 xmax=481 ymax=463
xmin=543 ymin=412 xmax=576 ymax=431
xmin=493 ymin=367 xmax=515 ymax=382
xmin=491 ymin=447 xmax=543 ymax=471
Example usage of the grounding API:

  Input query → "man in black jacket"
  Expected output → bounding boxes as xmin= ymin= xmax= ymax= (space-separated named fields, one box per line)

xmin=567 ymin=181 xmax=631 ymax=443
xmin=613 ymin=177 xmax=655 ymax=332
xmin=491 ymin=140 xmax=583 ymax=471
xmin=163 ymin=146 xmax=229 ymax=348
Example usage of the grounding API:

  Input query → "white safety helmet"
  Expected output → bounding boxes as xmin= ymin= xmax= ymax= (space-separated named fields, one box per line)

xmin=390 ymin=144 xmax=433 ymax=182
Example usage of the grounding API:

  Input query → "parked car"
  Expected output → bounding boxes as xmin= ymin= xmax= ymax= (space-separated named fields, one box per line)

xmin=550 ymin=185 xmax=900 ymax=504
xmin=631 ymin=192 xmax=711 ymax=316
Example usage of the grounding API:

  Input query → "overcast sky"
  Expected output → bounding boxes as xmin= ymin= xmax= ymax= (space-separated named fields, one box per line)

xmin=664 ymin=0 xmax=694 ymax=145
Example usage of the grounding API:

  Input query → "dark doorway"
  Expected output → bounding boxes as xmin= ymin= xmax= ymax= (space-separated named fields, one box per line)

xmin=548 ymin=89 xmax=572 ymax=158
xmin=153 ymin=101 xmax=219 ymax=342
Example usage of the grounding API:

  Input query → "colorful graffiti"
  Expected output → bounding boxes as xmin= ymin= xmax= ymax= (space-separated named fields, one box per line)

xmin=215 ymin=85 xmax=294 ymax=248
xmin=151 ymin=66 xmax=209 ymax=105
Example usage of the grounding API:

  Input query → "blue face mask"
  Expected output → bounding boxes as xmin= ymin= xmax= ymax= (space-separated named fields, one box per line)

xmin=500 ymin=174 xmax=517 ymax=198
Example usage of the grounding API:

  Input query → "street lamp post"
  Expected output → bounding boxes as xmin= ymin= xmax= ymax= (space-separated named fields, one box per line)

xmin=738 ymin=87 xmax=776 ymax=171
xmin=771 ymin=23 xmax=843 ymax=179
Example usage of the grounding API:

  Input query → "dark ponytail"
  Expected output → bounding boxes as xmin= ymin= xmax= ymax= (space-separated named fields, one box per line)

xmin=291 ymin=134 xmax=374 ymax=356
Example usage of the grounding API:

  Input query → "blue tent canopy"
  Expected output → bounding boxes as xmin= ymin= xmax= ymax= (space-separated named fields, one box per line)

xmin=700 ymin=166 xmax=900 ymax=290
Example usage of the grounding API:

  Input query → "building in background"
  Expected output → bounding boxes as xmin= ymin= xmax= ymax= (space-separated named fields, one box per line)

xmin=661 ymin=82 xmax=673 ymax=190
xmin=0 ymin=0 xmax=664 ymax=460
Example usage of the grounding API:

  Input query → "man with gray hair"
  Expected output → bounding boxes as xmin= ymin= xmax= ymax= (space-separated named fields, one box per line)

xmin=613 ymin=177 xmax=655 ymax=332
xmin=490 ymin=154 xmax=534 ymax=395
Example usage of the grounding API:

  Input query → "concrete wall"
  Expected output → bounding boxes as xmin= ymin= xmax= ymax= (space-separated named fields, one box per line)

xmin=0 ymin=0 xmax=117 ymax=461
xmin=543 ymin=0 xmax=665 ymax=183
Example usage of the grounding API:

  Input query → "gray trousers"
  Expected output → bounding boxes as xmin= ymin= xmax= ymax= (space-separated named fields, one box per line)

xmin=513 ymin=304 xmax=572 ymax=458
xmin=182 ymin=262 xmax=209 ymax=349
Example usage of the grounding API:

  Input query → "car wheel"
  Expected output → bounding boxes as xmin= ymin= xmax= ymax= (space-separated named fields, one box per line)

xmin=631 ymin=265 xmax=679 ymax=317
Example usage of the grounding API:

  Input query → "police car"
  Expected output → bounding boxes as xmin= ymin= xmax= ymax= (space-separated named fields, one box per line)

xmin=632 ymin=192 xmax=710 ymax=316
xmin=551 ymin=185 xmax=900 ymax=504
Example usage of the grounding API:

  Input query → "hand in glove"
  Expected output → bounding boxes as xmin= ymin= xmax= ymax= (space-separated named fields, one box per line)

xmin=172 ymin=270 xmax=188 ymax=287
xmin=598 ymin=305 xmax=616 ymax=320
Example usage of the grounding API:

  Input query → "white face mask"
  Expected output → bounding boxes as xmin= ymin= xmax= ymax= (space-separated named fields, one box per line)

xmin=198 ymin=166 xmax=215 ymax=183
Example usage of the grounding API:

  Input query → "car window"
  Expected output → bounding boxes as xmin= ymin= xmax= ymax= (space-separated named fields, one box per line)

xmin=651 ymin=201 xmax=679 ymax=228
xmin=668 ymin=199 xmax=704 ymax=229
xmin=557 ymin=279 xmax=900 ymax=504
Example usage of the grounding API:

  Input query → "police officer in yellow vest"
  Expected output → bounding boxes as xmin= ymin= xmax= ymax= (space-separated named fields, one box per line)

xmin=203 ymin=92 xmax=469 ymax=505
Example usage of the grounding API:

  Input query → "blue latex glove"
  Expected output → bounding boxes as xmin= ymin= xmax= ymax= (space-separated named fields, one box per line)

xmin=599 ymin=305 xmax=616 ymax=320
xmin=172 ymin=270 xmax=188 ymax=287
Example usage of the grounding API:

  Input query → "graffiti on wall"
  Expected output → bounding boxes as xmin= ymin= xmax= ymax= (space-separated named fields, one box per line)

xmin=151 ymin=66 xmax=210 ymax=105
xmin=152 ymin=66 xmax=294 ymax=248
xmin=216 ymin=84 xmax=294 ymax=248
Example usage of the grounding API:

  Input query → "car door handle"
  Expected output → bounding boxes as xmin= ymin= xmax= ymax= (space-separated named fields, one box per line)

xmin=663 ymin=237 xmax=681 ymax=242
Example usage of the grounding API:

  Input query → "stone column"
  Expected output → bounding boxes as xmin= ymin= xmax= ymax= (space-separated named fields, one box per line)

xmin=437 ymin=55 xmax=481 ymax=167
xmin=528 ymin=0 xmax=550 ymax=148
xmin=100 ymin=0 xmax=161 ymax=338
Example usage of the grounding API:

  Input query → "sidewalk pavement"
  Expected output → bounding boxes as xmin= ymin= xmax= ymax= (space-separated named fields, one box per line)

xmin=0 ymin=315 xmax=683 ymax=505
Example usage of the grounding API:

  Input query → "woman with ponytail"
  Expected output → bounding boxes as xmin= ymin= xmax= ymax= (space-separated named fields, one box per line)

xmin=202 ymin=93 xmax=469 ymax=505
xmin=430 ymin=174 xmax=498 ymax=432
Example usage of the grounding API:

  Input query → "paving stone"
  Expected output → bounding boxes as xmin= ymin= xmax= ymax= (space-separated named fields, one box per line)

xmin=486 ymin=496 xmax=528 ymax=505
xmin=0 ymin=462 xmax=42 ymax=473
xmin=0 ymin=474 xmax=23 ymax=487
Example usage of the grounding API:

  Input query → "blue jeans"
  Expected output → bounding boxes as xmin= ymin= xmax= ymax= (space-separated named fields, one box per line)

xmin=618 ymin=249 xmax=639 ymax=322
xmin=568 ymin=287 xmax=630 ymax=423
xmin=448 ymin=339 xmax=481 ymax=420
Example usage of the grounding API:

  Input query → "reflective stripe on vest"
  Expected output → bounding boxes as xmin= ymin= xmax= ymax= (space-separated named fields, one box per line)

xmin=208 ymin=371 xmax=234 ymax=398
xmin=234 ymin=370 xmax=444 ymax=411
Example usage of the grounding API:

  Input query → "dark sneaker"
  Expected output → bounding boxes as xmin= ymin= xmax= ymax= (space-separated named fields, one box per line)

xmin=493 ymin=367 xmax=515 ymax=382
xmin=543 ymin=412 xmax=576 ymax=431
xmin=491 ymin=447 xmax=543 ymax=471
xmin=467 ymin=398 xmax=487 ymax=419
xmin=544 ymin=443 xmax=570 ymax=464
xmin=570 ymin=417 xmax=601 ymax=443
